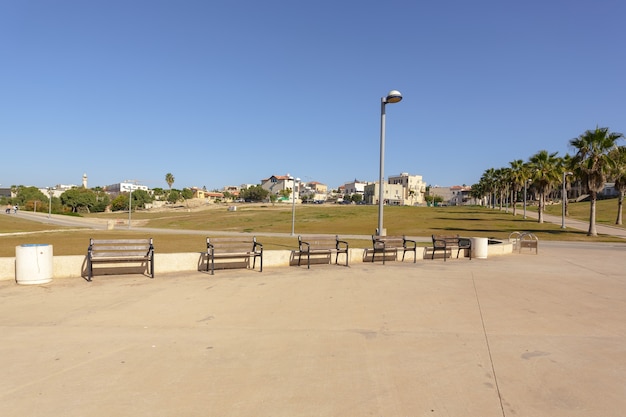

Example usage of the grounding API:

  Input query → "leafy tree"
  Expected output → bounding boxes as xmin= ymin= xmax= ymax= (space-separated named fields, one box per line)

xmin=110 ymin=194 xmax=128 ymax=211
xmin=14 ymin=186 xmax=47 ymax=209
xmin=60 ymin=188 xmax=97 ymax=213
xmin=570 ymin=127 xmax=624 ymax=236
xmin=131 ymin=189 xmax=153 ymax=209
xmin=165 ymin=173 xmax=175 ymax=190
xmin=152 ymin=188 xmax=165 ymax=200
xmin=351 ymin=193 xmax=363 ymax=203
xmin=181 ymin=188 xmax=194 ymax=200
xmin=92 ymin=191 xmax=110 ymax=213
xmin=167 ymin=189 xmax=180 ymax=203
xmin=239 ymin=185 xmax=269 ymax=202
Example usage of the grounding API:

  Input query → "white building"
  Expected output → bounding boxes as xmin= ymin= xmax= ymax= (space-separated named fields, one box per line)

xmin=105 ymin=182 xmax=149 ymax=194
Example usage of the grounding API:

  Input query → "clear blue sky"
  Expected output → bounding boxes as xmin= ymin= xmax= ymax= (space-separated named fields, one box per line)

xmin=2 ymin=0 xmax=625 ymax=191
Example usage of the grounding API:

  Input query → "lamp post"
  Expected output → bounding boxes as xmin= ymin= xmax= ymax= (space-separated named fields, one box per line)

xmin=128 ymin=186 xmax=133 ymax=229
xmin=377 ymin=90 xmax=402 ymax=236
xmin=561 ymin=171 xmax=573 ymax=229
xmin=47 ymin=187 xmax=55 ymax=219
xmin=291 ymin=177 xmax=300 ymax=236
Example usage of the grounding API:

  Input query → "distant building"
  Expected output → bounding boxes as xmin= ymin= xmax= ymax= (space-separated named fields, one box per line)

xmin=261 ymin=174 xmax=299 ymax=203
xmin=388 ymin=173 xmax=426 ymax=205
xmin=363 ymin=182 xmax=405 ymax=205
xmin=360 ymin=173 xmax=426 ymax=206
xmin=104 ymin=182 xmax=149 ymax=195
xmin=341 ymin=179 xmax=368 ymax=198
xmin=429 ymin=185 xmax=473 ymax=205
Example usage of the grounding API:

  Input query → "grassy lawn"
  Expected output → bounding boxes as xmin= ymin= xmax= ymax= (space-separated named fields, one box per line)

xmin=1 ymin=203 xmax=624 ymax=257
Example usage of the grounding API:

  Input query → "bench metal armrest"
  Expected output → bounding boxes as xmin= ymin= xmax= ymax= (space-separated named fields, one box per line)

xmin=253 ymin=241 xmax=263 ymax=254
xmin=403 ymin=237 xmax=417 ymax=249
xmin=336 ymin=239 xmax=349 ymax=250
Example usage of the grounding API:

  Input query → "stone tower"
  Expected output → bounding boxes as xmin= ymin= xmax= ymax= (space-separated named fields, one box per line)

xmin=82 ymin=173 xmax=88 ymax=188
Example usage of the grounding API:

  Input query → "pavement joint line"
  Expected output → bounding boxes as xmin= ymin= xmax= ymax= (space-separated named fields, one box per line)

xmin=472 ymin=273 xmax=506 ymax=417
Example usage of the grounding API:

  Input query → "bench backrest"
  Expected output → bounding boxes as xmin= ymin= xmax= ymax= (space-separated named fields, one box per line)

xmin=298 ymin=235 xmax=339 ymax=250
xmin=89 ymin=238 xmax=154 ymax=258
xmin=372 ymin=235 xmax=405 ymax=249
xmin=432 ymin=234 xmax=460 ymax=247
xmin=207 ymin=237 xmax=260 ymax=253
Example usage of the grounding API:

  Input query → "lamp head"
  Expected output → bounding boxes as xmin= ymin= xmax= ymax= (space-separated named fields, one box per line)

xmin=384 ymin=90 xmax=403 ymax=104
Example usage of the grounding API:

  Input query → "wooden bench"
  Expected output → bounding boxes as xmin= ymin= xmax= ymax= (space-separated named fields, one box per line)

xmin=87 ymin=238 xmax=154 ymax=281
xmin=431 ymin=234 xmax=472 ymax=261
xmin=297 ymin=235 xmax=349 ymax=269
xmin=371 ymin=235 xmax=417 ymax=264
xmin=206 ymin=236 xmax=263 ymax=275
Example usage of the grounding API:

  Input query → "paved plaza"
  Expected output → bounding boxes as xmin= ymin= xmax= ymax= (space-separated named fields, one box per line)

xmin=1 ymin=241 xmax=625 ymax=417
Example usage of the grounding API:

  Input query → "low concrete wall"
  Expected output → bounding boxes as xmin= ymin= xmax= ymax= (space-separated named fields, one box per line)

xmin=0 ymin=243 xmax=513 ymax=282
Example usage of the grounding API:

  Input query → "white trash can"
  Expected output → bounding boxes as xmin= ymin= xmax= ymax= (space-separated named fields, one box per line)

xmin=471 ymin=238 xmax=488 ymax=259
xmin=15 ymin=244 xmax=53 ymax=285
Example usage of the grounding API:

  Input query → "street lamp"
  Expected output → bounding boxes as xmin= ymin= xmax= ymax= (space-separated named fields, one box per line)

xmin=377 ymin=90 xmax=403 ymax=236
xmin=291 ymin=177 xmax=300 ymax=236
xmin=128 ymin=186 xmax=133 ymax=229
xmin=47 ymin=187 xmax=55 ymax=219
xmin=561 ymin=171 xmax=573 ymax=229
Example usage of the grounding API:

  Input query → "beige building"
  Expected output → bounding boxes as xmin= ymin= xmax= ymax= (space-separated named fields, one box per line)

xmin=363 ymin=182 xmax=405 ymax=205
xmin=388 ymin=173 xmax=426 ymax=205
xmin=362 ymin=173 xmax=426 ymax=206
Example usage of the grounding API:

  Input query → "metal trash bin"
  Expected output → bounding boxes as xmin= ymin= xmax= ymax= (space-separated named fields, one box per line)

xmin=15 ymin=244 xmax=53 ymax=285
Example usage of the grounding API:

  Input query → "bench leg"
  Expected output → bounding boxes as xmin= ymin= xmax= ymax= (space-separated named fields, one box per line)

xmin=336 ymin=251 xmax=348 ymax=267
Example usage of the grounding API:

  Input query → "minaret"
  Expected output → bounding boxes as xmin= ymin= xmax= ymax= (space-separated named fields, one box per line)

xmin=82 ymin=173 xmax=88 ymax=188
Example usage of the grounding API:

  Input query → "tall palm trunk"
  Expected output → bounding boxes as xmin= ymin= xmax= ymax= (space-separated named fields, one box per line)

xmin=617 ymin=191 xmax=624 ymax=225
xmin=537 ymin=192 xmax=544 ymax=223
xmin=588 ymin=191 xmax=597 ymax=236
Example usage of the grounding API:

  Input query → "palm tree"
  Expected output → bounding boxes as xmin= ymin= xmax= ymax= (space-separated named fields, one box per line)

xmin=509 ymin=159 xmax=525 ymax=216
xmin=529 ymin=150 xmax=560 ymax=224
xmin=481 ymin=168 xmax=496 ymax=208
xmin=560 ymin=154 xmax=577 ymax=216
xmin=165 ymin=173 xmax=175 ymax=190
xmin=570 ymin=127 xmax=624 ymax=236
xmin=610 ymin=146 xmax=626 ymax=225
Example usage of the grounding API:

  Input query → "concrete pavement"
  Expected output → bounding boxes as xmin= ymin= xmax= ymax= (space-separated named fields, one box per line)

xmin=1 ymin=241 xmax=625 ymax=417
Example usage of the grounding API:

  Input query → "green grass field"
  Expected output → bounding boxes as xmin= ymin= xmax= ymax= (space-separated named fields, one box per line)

xmin=1 ymin=200 xmax=624 ymax=257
